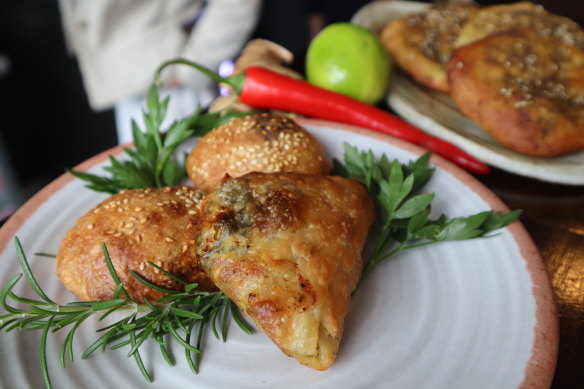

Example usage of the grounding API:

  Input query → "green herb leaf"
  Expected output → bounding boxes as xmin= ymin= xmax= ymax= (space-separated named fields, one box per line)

xmin=0 ymin=237 xmax=253 ymax=388
xmin=333 ymin=142 xmax=521 ymax=279
xmin=69 ymin=83 xmax=251 ymax=194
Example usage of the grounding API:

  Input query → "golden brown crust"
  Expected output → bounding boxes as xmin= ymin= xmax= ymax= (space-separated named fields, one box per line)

xmin=380 ymin=2 xmax=478 ymax=92
xmin=195 ymin=173 xmax=375 ymax=370
xmin=56 ymin=186 xmax=215 ymax=303
xmin=455 ymin=2 xmax=584 ymax=49
xmin=448 ymin=29 xmax=584 ymax=157
xmin=186 ymin=113 xmax=330 ymax=192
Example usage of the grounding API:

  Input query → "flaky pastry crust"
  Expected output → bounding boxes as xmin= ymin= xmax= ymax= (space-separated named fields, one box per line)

xmin=195 ymin=172 xmax=375 ymax=370
xmin=56 ymin=186 xmax=215 ymax=303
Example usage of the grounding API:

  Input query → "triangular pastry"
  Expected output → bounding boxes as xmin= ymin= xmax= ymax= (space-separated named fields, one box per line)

xmin=195 ymin=172 xmax=375 ymax=369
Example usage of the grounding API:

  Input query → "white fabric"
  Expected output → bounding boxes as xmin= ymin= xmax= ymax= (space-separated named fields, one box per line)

xmin=59 ymin=0 xmax=261 ymax=111
xmin=114 ymin=86 xmax=206 ymax=145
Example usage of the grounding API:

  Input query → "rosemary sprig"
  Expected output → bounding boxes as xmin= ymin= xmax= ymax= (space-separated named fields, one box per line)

xmin=68 ymin=84 xmax=250 ymax=194
xmin=334 ymin=143 xmax=522 ymax=279
xmin=0 ymin=237 xmax=252 ymax=389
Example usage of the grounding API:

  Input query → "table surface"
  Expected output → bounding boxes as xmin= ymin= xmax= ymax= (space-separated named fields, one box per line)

xmin=474 ymin=168 xmax=584 ymax=389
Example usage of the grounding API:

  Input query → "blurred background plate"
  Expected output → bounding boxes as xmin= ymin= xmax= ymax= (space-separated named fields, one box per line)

xmin=0 ymin=119 xmax=558 ymax=388
xmin=352 ymin=0 xmax=584 ymax=186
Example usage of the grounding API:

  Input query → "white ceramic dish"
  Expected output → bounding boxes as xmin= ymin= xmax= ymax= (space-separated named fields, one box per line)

xmin=352 ymin=0 xmax=584 ymax=186
xmin=0 ymin=119 xmax=558 ymax=388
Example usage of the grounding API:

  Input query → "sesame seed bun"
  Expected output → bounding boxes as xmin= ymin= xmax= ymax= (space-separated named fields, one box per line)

xmin=186 ymin=113 xmax=330 ymax=192
xmin=56 ymin=186 xmax=215 ymax=303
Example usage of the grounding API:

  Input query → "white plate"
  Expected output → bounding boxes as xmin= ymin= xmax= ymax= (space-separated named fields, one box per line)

xmin=352 ymin=0 xmax=584 ymax=186
xmin=0 ymin=119 xmax=558 ymax=388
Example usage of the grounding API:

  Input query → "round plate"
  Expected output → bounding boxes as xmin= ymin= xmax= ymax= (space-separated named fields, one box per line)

xmin=0 ymin=119 xmax=558 ymax=388
xmin=352 ymin=0 xmax=584 ymax=186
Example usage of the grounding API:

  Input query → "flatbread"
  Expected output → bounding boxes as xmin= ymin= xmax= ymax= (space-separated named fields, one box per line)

xmin=455 ymin=1 xmax=584 ymax=49
xmin=448 ymin=29 xmax=584 ymax=157
xmin=380 ymin=2 xmax=478 ymax=92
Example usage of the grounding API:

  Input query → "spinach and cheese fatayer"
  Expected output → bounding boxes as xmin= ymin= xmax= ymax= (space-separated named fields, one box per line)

xmin=186 ymin=112 xmax=330 ymax=192
xmin=56 ymin=186 xmax=214 ymax=303
xmin=195 ymin=172 xmax=375 ymax=370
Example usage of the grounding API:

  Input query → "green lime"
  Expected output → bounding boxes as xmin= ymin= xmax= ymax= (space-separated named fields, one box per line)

xmin=306 ymin=22 xmax=391 ymax=105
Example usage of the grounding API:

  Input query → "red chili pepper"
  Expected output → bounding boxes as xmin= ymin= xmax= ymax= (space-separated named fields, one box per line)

xmin=155 ymin=59 xmax=490 ymax=175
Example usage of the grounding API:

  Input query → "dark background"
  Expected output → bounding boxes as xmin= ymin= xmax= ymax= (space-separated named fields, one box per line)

xmin=0 ymin=0 xmax=582 ymax=212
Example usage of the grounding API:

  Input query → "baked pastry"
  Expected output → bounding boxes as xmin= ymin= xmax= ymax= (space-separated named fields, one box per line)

xmin=379 ymin=2 xmax=478 ymax=92
xmin=454 ymin=1 xmax=584 ymax=49
xmin=195 ymin=172 xmax=375 ymax=370
xmin=186 ymin=113 xmax=330 ymax=192
xmin=56 ymin=186 xmax=214 ymax=303
xmin=448 ymin=28 xmax=584 ymax=157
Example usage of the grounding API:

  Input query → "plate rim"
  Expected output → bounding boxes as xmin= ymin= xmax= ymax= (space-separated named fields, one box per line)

xmin=0 ymin=118 xmax=559 ymax=388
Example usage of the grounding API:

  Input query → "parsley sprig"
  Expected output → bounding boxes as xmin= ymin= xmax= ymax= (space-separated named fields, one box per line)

xmin=334 ymin=143 xmax=521 ymax=278
xmin=0 ymin=238 xmax=252 ymax=389
xmin=69 ymin=84 xmax=250 ymax=194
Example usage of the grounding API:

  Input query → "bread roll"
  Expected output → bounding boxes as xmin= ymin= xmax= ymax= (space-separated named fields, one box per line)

xmin=186 ymin=113 xmax=330 ymax=192
xmin=455 ymin=1 xmax=584 ymax=49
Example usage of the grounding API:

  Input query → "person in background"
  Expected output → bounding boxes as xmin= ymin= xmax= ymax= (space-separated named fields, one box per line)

xmin=59 ymin=0 xmax=262 ymax=145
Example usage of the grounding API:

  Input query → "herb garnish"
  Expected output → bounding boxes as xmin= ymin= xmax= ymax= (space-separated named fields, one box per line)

xmin=69 ymin=84 xmax=250 ymax=194
xmin=0 ymin=238 xmax=252 ymax=389
xmin=334 ymin=143 xmax=521 ymax=279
